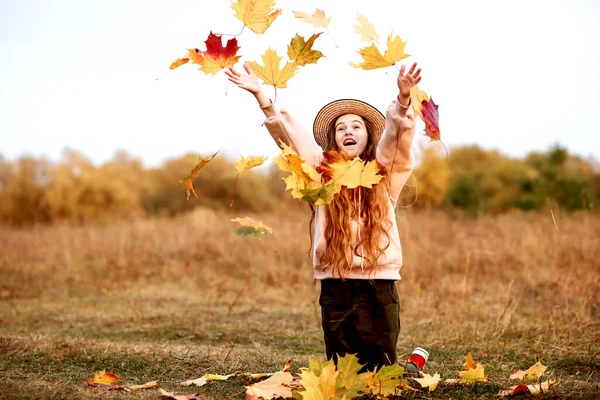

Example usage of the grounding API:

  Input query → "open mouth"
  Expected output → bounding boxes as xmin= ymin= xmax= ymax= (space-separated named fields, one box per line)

xmin=343 ymin=138 xmax=357 ymax=147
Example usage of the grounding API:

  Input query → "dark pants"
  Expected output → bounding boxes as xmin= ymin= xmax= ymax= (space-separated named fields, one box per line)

xmin=319 ymin=279 xmax=401 ymax=372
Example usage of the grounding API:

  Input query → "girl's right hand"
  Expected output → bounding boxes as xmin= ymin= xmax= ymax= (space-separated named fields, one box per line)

xmin=225 ymin=63 xmax=261 ymax=95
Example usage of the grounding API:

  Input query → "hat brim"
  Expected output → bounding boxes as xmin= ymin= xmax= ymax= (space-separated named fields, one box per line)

xmin=313 ymin=99 xmax=386 ymax=150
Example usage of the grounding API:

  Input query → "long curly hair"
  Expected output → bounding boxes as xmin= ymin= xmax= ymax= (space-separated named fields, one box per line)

xmin=311 ymin=115 xmax=392 ymax=279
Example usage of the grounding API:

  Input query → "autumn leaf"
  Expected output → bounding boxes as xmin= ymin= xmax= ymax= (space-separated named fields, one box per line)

xmin=353 ymin=14 xmax=379 ymax=43
xmin=128 ymin=381 xmax=158 ymax=391
xmin=87 ymin=370 xmax=120 ymax=386
xmin=367 ymin=363 xmax=409 ymax=397
xmin=293 ymin=9 xmax=331 ymax=28
xmin=350 ymin=33 xmax=410 ymax=70
xmin=245 ymin=371 xmax=294 ymax=400
xmin=334 ymin=353 xmax=372 ymax=399
xmin=179 ymin=151 xmax=219 ymax=200
xmin=497 ymin=380 xmax=555 ymax=397
xmin=410 ymin=86 xmax=429 ymax=119
xmin=169 ymin=57 xmax=190 ymax=70
xmin=421 ymin=97 xmax=440 ymax=141
xmin=159 ymin=388 xmax=202 ymax=400
xmin=231 ymin=217 xmax=272 ymax=239
xmin=497 ymin=383 xmax=530 ymax=397
xmin=296 ymin=359 xmax=339 ymax=400
xmin=246 ymin=48 xmax=299 ymax=89
xmin=231 ymin=0 xmax=281 ymax=34
xmin=287 ymin=33 xmax=324 ymax=67
xmin=327 ymin=157 xmax=384 ymax=189
xmin=231 ymin=155 xmax=268 ymax=206
xmin=299 ymin=182 xmax=337 ymax=206
xmin=413 ymin=373 xmax=441 ymax=392
xmin=509 ymin=361 xmax=547 ymax=381
xmin=459 ymin=353 xmax=488 ymax=383
xmin=188 ymin=32 xmax=241 ymax=75
xmin=180 ymin=373 xmax=236 ymax=387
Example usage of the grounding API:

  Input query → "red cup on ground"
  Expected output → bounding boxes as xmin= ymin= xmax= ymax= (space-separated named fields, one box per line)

xmin=408 ymin=347 xmax=429 ymax=370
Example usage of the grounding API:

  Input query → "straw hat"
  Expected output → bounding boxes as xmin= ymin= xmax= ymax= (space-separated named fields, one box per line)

xmin=313 ymin=99 xmax=386 ymax=150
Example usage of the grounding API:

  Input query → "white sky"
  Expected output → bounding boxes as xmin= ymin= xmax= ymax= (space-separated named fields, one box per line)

xmin=1 ymin=0 xmax=599 ymax=167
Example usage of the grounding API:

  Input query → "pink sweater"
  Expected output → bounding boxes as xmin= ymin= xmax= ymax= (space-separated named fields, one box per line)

xmin=260 ymin=98 xmax=416 ymax=280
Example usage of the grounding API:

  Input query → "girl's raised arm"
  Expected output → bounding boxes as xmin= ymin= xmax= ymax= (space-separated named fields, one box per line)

xmin=225 ymin=64 xmax=323 ymax=166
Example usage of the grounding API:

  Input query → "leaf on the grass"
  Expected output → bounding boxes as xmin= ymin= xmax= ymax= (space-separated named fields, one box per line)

xmin=246 ymin=48 xmax=299 ymax=88
xmin=235 ymin=155 xmax=268 ymax=173
xmin=231 ymin=0 xmax=281 ymax=34
xmin=367 ymin=363 xmax=408 ymax=397
xmin=159 ymin=388 xmax=202 ymax=400
xmin=296 ymin=359 xmax=339 ymax=400
xmin=497 ymin=380 xmax=554 ymax=397
xmin=334 ymin=353 xmax=371 ymax=399
xmin=350 ymin=33 xmax=410 ymax=70
xmin=410 ymin=86 xmax=429 ymax=119
xmin=459 ymin=353 xmax=487 ymax=383
xmin=421 ymin=98 xmax=440 ymax=141
xmin=169 ymin=57 xmax=190 ymax=70
xmin=292 ymin=9 xmax=331 ymax=28
xmin=179 ymin=151 xmax=219 ymax=200
xmin=188 ymin=32 xmax=241 ymax=75
xmin=88 ymin=370 xmax=120 ymax=386
xmin=509 ymin=361 xmax=547 ymax=381
xmin=249 ymin=359 xmax=292 ymax=379
xmin=413 ymin=373 xmax=441 ymax=392
xmin=231 ymin=217 xmax=272 ymax=239
xmin=180 ymin=377 xmax=208 ymax=387
xmin=128 ymin=381 xmax=158 ymax=390
xmin=497 ymin=383 xmax=530 ymax=397
xmin=287 ymin=33 xmax=324 ymax=67
xmin=353 ymin=14 xmax=379 ymax=43
xmin=245 ymin=371 xmax=294 ymax=400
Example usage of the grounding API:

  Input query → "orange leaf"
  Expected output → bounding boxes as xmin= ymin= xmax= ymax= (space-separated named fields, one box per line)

xmin=231 ymin=0 xmax=281 ymax=34
xmin=189 ymin=32 xmax=241 ymax=75
xmin=463 ymin=353 xmax=476 ymax=370
xmin=292 ymin=9 xmax=331 ymax=28
xmin=350 ymin=33 xmax=409 ymax=70
xmin=88 ymin=370 xmax=120 ymax=386
xmin=410 ymin=86 xmax=429 ymax=119
xmin=169 ymin=57 xmax=190 ymax=70
xmin=179 ymin=151 xmax=219 ymax=200
xmin=421 ymin=97 xmax=440 ymax=141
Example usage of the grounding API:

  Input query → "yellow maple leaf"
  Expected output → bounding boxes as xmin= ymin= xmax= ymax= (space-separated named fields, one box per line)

xmin=298 ymin=361 xmax=339 ymax=400
xmin=509 ymin=361 xmax=547 ymax=381
xmin=328 ymin=157 xmax=383 ymax=189
xmin=287 ymin=33 xmax=324 ymax=66
xmin=231 ymin=0 xmax=281 ymax=34
xmin=350 ymin=33 xmax=410 ymax=70
xmin=179 ymin=151 xmax=219 ymax=200
xmin=246 ymin=48 xmax=299 ymax=89
xmin=292 ymin=9 xmax=331 ymax=28
xmin=353 ymin=14 xmax=379 ymax=42
xmin=169 ymin=57 xmax=190 ymax=70
xmin=410 ymin=86 xmax=429 ymax=119
xmin=235 ymin=155 xmax=268 ymax=173
xmin=231 ymin=217 xmax=272 ymax=239
xmin=413 ymin=373 xmax=441 ymax=392
xmin=459 ymin=364 xmax=487 ymax=383
xmin=88 ymin=370 xmax=120 ymax=386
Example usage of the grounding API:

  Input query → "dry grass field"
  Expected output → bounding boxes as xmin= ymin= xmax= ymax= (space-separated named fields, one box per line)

xmin=1 ymin=208 xmax=599 ymax=399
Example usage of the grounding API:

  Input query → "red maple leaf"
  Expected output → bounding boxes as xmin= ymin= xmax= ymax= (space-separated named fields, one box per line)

xmin=188 ymin=32 xmax=241 ymax=75
xmin=421 ymin=97 xmax=440 ymax=141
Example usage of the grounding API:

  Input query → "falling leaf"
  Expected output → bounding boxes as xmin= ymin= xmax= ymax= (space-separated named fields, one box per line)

xmin=353 ymin=14 xmax=379 ymax=42
xmin=287 ymin=33 xmax=324 ymax=66
xmin=128 ymin=381 xmax=158 ymax=391
xmin=87 ymin=370 xmax=120 ymax=386
xmin=231 ymin=0 xmax=281 ymax=34
xmin=299 ymin=182 xmax=337 ymax=206
xmin=169 ymin=57 xmax=190 ymax=70
xmin=246 ymin=48 xmax=299 ymax=89
xmin=292 ymin=9 xmax=331 ymax=28
xmin=410 ymin=86 xmax=429 ymax=119
xmin=367 ymin=363 xmax=409 ymax=397
xmin=235 ymin=155 xmax=268 ymax=173
xmin=245 ymin=371 xmax=294 ymax=400
xmin=179 ymin=151 xmax=219 ymax=200
xmin=327 ymin=157 xmax=383 ymax=189
xmin=296 ymin=359 xmax=339 ymax=400
xmin=188 ymin=32 xmax=241 ymax=75
xmin=421 ymin=98 xmax=440 ymax=141
xmin=459 ymin=353 xmax=487 ymax=383
xmin=350 ymin=34 xmax=410 ymax=70
xmin=509 ymin=361 xmax=547 ymax=381
xmin=231 ymin=217 xmax=272 ymax=239
xmin=159 ymin=388 xmax=202 ymax=400
xmin=413 ymin=373 xmax=441 ymax=392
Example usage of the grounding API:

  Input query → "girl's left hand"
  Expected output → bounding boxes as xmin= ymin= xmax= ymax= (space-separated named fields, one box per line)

xmin=397 ymin=62 xmax=422 ymax=106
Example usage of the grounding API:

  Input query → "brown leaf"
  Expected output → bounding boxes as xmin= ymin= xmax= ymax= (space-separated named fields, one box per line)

xmin=179 ymin=151 xmax=219 ymax=200
xmin=87 ymin=370 xmax=120 ymax=386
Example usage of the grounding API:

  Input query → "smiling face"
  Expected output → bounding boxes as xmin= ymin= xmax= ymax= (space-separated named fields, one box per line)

xmin=334 ymin=114 xmax=369 ymax=158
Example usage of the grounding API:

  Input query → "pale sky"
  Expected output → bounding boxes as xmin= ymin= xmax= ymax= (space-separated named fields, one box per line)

xmin=1 ymin=0 xmax=599 ymax=167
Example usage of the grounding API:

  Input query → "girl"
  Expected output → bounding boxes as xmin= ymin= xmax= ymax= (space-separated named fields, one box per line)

xmin=225 ymin=62 xmax=420 ymax=372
